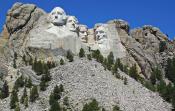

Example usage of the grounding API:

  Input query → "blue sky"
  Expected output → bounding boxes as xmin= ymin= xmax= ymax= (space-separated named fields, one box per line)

xmin=0 ymin=0 xmax=175 ymax=39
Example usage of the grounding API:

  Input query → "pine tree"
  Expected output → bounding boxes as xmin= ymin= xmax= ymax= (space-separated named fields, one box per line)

xmin=14 ymin=52 xmax=17 ymax=59
xmin=14 ymin=102 xmax=20 ymax=111
xmin=26 ymin=77 xmax=32 ymax=88
xmin=98 ymin=54 xmax=104 ymax=63
xmin=66 ymin=50 xmax=74 ymax=62
xmin=30 ymin=86 xmax=39 ymax=102
xmin=150 ymin=71 xmax=156 ymax=85
xmin=20 ymin=87 xmax=27 ymax=104
xmin=117 ymin=59 xmax=123 ymax=71
xmin=112 ymin=60 xmax=118 ymax=74
xmin=60 ymin=84 xmax=64 ymax=92
xmin=1 ymin=80 xmax=9 ymax=99
xmin=49 ymin=92 xmax=56 ymax=105
xmin=107 ymin=52 xmax=114 ymax=65
xmin=129 ymin=64 xmax=139 ymax=81
xmin=82 ymin=99 xmax=100 ymax=111
xmin=103 ymin=58 xmax=108 ymax=70
xmin=49 ymin=101 xmax=61 ymax=111
xmin=10 ymin=90 xmax=19 ymax=109
xmin=13 ymin=58 xmax=17 ymax=69
xmin=113 ymin=105 xmax=120 ymax=111
xmin=40 ymin=80 xmax=47 ymax=91
xmin=159 ymin=41 xmax=167 ymax=52
xmin=124 ymin=77 xmax=128 ymax=85
xmin=60 ymin=58 xmax=64 ymax=65
xmin=79 ymin=48 xmax=85 ymax=58
xmin=16 ymin=75 xmax=24 ymax=88
xmin=87 ymin=54 xmax=92 ymax=60
xmin=24 ymin=96 xmax=28 ymax=108
xmin=53 ymin=85 xmax=61 ymax=100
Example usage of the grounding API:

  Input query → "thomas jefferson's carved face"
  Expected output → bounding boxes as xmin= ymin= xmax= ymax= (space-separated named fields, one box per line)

xmin=49 ymin=7 xmax=67 ymax=26
xmin=66 ymin=16 xmax=78 ymax=31
xmin=95 ymin=26 xmax=107 ymax=44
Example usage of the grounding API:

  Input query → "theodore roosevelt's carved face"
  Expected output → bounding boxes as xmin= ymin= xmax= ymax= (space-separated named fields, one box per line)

xmin=95 ymin=26 xmax=107 ymax=44
xmin=66 ymin=16 xmax=78 ymax=31
xmin=49 ymin=7 xmax=67 ymax=26
xmin=79 ymin=25 xmax=88 ymax=43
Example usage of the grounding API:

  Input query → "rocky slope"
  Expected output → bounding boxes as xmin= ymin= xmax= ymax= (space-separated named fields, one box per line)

xmin=0 ymin=58 xmax=172 ymax=111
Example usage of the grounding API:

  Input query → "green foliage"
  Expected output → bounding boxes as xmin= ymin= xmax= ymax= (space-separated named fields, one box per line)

xmin=144 ymin=80 xmax=156 ymax=92
xmin=113 ymin=105 xmax=121 ymax=111
xmin=13 ymin=58 xmax=17 ymax=69
xmin=24 ymin=96 xmax=28 ymax=108
xmin=165 ymin=58 xmax=175 ymax=84
xmin=32 ymin=58 xmax=56 ymax=75
xmin=59 ymin=84 xmax=64 ymax=92
xmin=0 ymin=80 xmax=9 ymax=99
xmin=79 ymin=48 xmax=85 ymax=58
xmin=82 ymin=99 xmax=100 ymax=111
xmin=49 ymin=84 xmax=64 ymax=106
xmin=25 ymin=77 xmax=33 ymax=88
xmin=14 ymin=52 xmax=17 ymax=59
xmin=102 ymin=108 xmax=106 ymax=111
xmin=124 ymin=77 xmax=128 ymax=85
xmin=129 ymin=64 xmax=139 ymax=81
xmin=49 ymin=101 xmax=61 ymax=111
xmin=92 ymin=50 xmax=100 ymax=59
xmin=30 ymin=86 xmax=39 ymax=102
xmin=60 ymin=58 xmax=64 ymax=65
xmin=87 ymin=54 xmax=92 ymax=60
xmin=15 ymin=75 xmax=25 ymax=88
xmin=10 ymin=90 xmax=19 ymax=109
xmin=117 ymin=59 xmax=123 ymax=71
xmin=20 ymin=87 xmax=27 ymax=104
xmin=159 ymin=41 xmax=167 ymax=52
xmin=66 ymin=50 xmax=74 ymax=62
xmin=150 ymin=67 xmax=162 ymax=85
xmin=112 ymin=59 xmax=118 ymax=74
xmin=14 ymin=103 xmax=20 ymax=111
xmin=40 ymin=80 xmax=47 ymax=91
xmin=49 ymin=92 xmax=56 ymax=105
xmin=107 ymin=52 xmax=114 ymax=65
xmin=13 ymin=52 xmax=18 ymax=68
xmin=98 ymin=54 xmax=104 ymax=63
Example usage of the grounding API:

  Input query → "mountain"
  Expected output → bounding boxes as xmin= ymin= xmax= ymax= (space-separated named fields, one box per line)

xmin=0 ymin=2 xmax=174 ymax=111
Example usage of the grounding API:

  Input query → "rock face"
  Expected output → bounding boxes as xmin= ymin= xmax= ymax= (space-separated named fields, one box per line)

xmin=0 ymin=2 xmax=175 ymax=111
xmin=5 ymin=2 xmax=45 ymax=58
xmin=2 ymin=2 xmax=175 ymax=80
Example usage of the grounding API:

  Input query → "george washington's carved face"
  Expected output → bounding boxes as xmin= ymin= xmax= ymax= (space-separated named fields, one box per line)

xmin=66 ymin=16 xmax=78 ymax=31
xmin=49 ymin=7 xmax=67 ymax=26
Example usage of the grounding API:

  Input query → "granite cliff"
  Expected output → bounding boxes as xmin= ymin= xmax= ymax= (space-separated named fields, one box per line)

xmin=0 ymin=2 xmax=175 ymax=111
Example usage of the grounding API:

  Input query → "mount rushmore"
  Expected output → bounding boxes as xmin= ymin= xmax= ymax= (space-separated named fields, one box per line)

xmin=0 ymin=2 xmax=175 ymax=111
xmin=0 ymin=2 xmax=174 ymax=80
xmin=27 ymin=6 xmax=126 ymax=58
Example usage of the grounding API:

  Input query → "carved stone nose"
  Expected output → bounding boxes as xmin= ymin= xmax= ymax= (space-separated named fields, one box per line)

xmin=55 ymin=16 xmax=58 ymax=19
